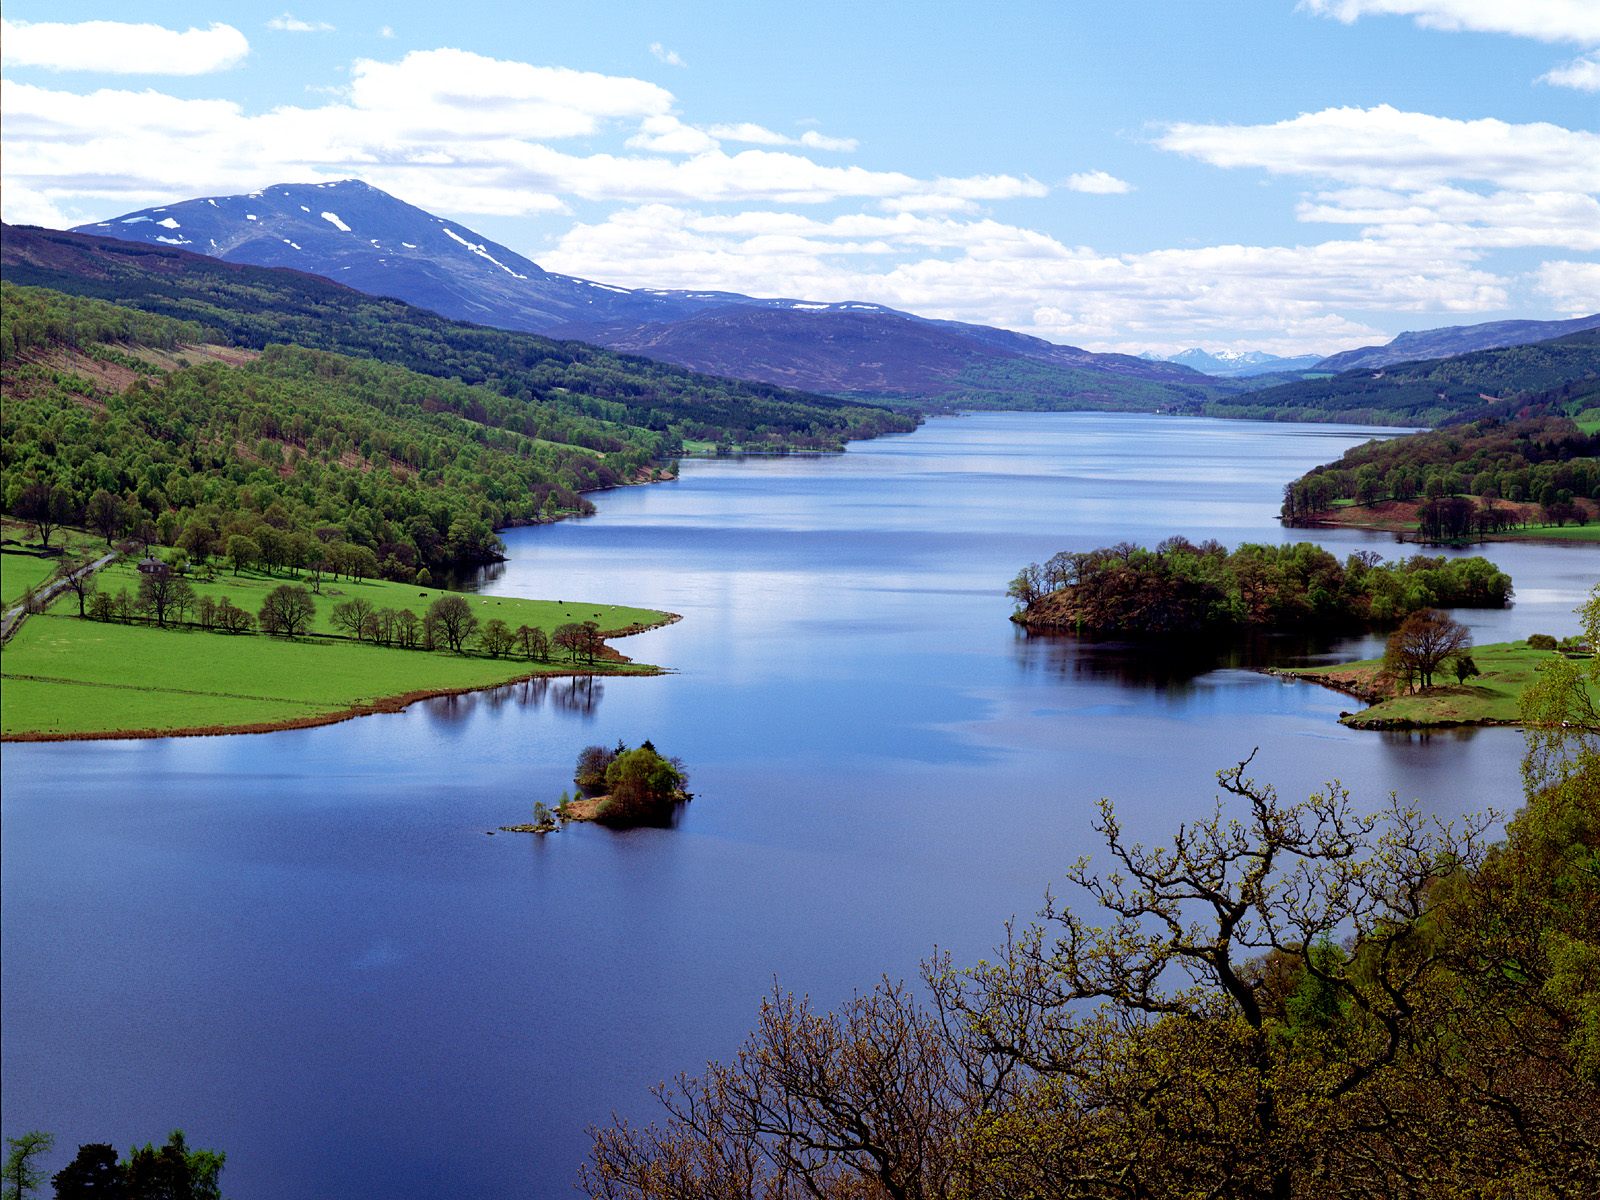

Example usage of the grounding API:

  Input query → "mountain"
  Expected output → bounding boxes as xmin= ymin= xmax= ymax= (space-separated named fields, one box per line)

xmin=1 ymin=223 xmax=916 ymax=453
xmin=1315 ymin=314 xmax=1600 ymax=373
xmin=1152 ymin=348 xmax=1327 ymax=378
xmin=1206 ymin=328 xmax=1600 ymax=427
xmin=71 ymin=180 xmax=1230 ymax=410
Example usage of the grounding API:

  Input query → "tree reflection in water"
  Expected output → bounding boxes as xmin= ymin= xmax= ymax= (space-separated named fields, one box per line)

xmin=423 ymin=674 xmax=604 ymax=725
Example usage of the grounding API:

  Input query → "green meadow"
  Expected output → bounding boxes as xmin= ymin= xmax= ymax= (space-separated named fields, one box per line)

xmin=1285 ymin=641 xmax=1597 ymax=729
xmin=1 ymin=563 xmax=670 ymax=738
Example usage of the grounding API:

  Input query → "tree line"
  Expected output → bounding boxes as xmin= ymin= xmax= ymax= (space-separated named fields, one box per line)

xmin=63 ymin=563 xmax=609 ymax=664
xmin=4 ymin=1129 xmax=223 ymax=1200
xmin=1008 ymin=537 xmax=1513 ymax=634
xmin=1280 ymin=405 xmax=1600 ymax=531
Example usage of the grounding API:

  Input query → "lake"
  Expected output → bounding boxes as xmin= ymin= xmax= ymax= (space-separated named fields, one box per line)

xmin=3 ymin=412 xmax=1595 ymax=1197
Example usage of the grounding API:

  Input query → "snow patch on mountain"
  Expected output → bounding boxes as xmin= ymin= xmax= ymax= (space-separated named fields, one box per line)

xmin=320 ymin=211 xmax=351 ymax=232
xmin=440 ymin=226 xmax=528 ymax=280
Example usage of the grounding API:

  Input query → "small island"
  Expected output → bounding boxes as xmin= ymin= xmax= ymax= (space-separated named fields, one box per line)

xmin=1008 ymin=537 xmax=1512 ymax=635
xmin=502 ymin=740 xmax=692 ymax=834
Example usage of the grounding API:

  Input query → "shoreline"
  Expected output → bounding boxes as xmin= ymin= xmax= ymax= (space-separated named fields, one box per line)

xmin=2 ymin=613 xmax=681 ymax=744
xmin=1289 ymin=515 xmax=1598 ymax=549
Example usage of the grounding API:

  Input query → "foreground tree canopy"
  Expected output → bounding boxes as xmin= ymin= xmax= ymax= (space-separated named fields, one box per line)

xmin=584 ymin=592 xmax=1600 ymax=1200
xmin=1010 ymin=538 xmax=1512 ymax=635
xmin=2 ymin=1129 xmax=223 ymax=1200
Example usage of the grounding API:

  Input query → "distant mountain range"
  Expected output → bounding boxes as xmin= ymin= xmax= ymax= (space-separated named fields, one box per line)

xmin=1316 ymin=314 xmax=1600 ymax=373
xmin=71 ymin=179 xmax=1226 ymax=410
xmin=1210 ymin=327 xmax=1600 ymax=427
xmin=1141 ymin=348 xmax=1327 ymax=377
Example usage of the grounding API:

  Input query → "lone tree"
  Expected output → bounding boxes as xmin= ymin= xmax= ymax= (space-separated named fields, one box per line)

xmin=137 ymin=571 xmax=195 ymax=628
xmin=554 ymin=620 xmax=603 ymax=663
xmin=1384 ymin=607 xmax=1471 ymax=691
xmin=58 ymin=556 xmax=97 ymax=617
xmin=427 ymin=595 xmax=478 ymax=653
xmin=478 ymin=618 xmax=517 ymax=658
xmin=13 ymin=481 xmax=74 ymax=548
xmin=331 ymin=597 xmax=377 ymax=641
xmin=516 ymin=624 xmax=550 ymax=662
xmin=3 ymin=1131 xmax=54 ymax=1200
xmin=258 ymin=584 xmax=316 ymax=637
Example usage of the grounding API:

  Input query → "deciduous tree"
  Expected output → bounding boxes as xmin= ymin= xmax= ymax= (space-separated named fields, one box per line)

xmin=427 ymin=595 xmax=478 ymax=652
xmin=258 ymin=584 xmax=316 ymax=637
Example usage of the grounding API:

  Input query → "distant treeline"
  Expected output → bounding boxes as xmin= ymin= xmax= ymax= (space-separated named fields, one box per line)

xmin=1009 ymin=538 xmax=1512 ymax=634
xmin=1206 ymin=329 xmax=1600 ymax=426
xmin=1281 ymin=404 xmax=1600 ymax=530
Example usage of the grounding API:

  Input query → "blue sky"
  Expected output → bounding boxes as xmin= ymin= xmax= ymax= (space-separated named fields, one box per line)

xmin=3 ymin=1 xmax=1597 ymax=354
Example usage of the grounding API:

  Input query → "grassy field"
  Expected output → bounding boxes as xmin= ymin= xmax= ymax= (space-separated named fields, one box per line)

xmin=84 ymin=561 xmax=666 ymax=638
xmin=1 ymin=550 xmax=61 ymax=607
xmin=1 ymin=566 xmax=671 ymax=738
xmin=1278 ymin=642 xmax=1598 ymax=729
xmin=1 ymin=521 xmax=106 ymax=606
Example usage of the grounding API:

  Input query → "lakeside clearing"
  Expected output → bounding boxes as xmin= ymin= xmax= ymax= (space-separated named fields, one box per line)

xmin=1303 ymin=498 xmax=1600 ymax=544
xmin=1274 ymin=641 xmax=1598 ymax=730
xmin=0 ymin=563 xmax=673 ymax=740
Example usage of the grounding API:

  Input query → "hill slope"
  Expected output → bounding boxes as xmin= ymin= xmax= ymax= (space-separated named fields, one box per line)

xmin=72 ymin=179 xmax=1230 ymax=409
xmin=1 ymin=223 xmax=916 ymax=452
xmin=1207 ymin=329 xmax=1600 ymax=427
xmin=1316 ymin=314 xmax=1600 ymax=373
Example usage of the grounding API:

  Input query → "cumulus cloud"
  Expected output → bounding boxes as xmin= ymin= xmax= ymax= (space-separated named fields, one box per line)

xmin=707 ymin=123 xmax=859 ymax=152
xmin=0 ymin=18 xmax=248 ymax=75
xmin=538 ymin=203 xmax=1510 ymax=354
xmin=1298 ymin=0 xmax=1600 ymax=43
xmin=267 ymin=14 xmax=335 ymax=33
xmin=1065 ymin=171 xmax=1134 ymax=195
xmin=649 ymin=42 xmax=686 ymax=67
xmin=1533 ymin=261 xmax=1600 ymax=314
xmin=1541 ymin=52 xmax=1600 ymax=90
xmin=1159 ymin=105 xmax=1600 ymax=193
xmin=1296 ymin=187 xmax=1600 ymax=252
xmin=0 ymin=50 xmax=1040 ymax=226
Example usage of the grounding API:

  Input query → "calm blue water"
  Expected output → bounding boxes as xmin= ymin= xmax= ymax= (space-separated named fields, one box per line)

xmin=3 ymin=413 xmax=1595 ymax=1197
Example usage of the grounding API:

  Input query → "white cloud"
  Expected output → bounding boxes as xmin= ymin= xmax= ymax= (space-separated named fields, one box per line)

xmin=799 ymin=130 xmax=859 ymax=153
xmin=0 ymin=51 xmax=1039 ymax=225
xmin=379 ymin=26 xmax=396 ymax=40
xmin=1533 ymin=261 xmax=1600 ymax=314
xmin=1296 ymin=187 xmax=1600 ymax=251
xmin=1065 ymin=171 xmax=1134 ymax=195
xmin=1541 ymin=52 xmax=1600 ymax=90
xmin=1299 ymin=0 xmax=1600 ymax=43
xmin=539 ymin=203 xmax=1507 ymax=354
xmin=0 ymin=18 xmax=248 ymax=75
xmin=267 ymin=14 xmax=335 ymax=33
xmin=707 ymin=123 xmax=859 ymax=153
xmin=649 ymin=43 xmax=686 ymax=68
xmin=1159 ymin=105 xmax=1600 ymax=193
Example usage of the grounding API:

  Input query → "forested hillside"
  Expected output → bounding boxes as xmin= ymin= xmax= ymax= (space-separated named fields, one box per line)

xmin=1207 ymin=329 xmax=1600 ymax=426
xmin=5 ymin=284 xmax=709 ymax=577
xmin=1281 ymin=380 xmax=1600 ymax=537
xmin=0 ymin=224 xmax=916 ymax=452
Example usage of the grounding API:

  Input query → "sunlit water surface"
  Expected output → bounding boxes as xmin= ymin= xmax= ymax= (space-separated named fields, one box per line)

xmin=4 ymin=413 xmax=1595 ymax=1197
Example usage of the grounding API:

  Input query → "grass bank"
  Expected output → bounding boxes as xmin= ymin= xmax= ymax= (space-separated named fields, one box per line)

xmin=1273 ymin=642 xmax=1598 ymax=730
xmin=1 ymin=566 xmax=673 ymax=740
xmin=1306 ymin=499 xmax=1600 ymax=544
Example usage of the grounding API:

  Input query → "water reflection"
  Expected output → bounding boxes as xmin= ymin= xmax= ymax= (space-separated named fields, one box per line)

xmin=422 ymin=675 xmax=605 ymax=724
xmin=1012 ymin=625 xmax=1361 ymax=693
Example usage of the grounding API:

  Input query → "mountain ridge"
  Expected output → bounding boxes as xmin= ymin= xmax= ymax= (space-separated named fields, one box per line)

xmin=71 ymin=179 xmax=1231 ymax=409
